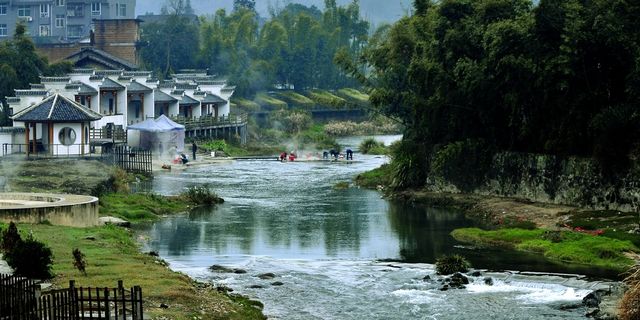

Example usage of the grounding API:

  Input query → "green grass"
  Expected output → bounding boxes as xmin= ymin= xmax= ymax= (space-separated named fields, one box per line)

xmin=337 ymin=88 xmax=369 ymax=104
xmin=354 ymin=164 xmax=393 ymax=189
xmin=306 ymin=90 xmax=346 ymax=108
xmin=232 ymin=98 xmax=260 ymax=112
xmin=276 ymin=91 xmax=315 ymax=107
xmin=359 ymin=138 xmax=387 ymax=155
xmin=452 ymin=228 xmax=638 ymax=270
xmin=5 ymin=223 xmax=265 ymax=319
xmin=255 ymin=92 xmax=288 ymax=109
xmin=99 ymin=193 xmax=190 ymax=222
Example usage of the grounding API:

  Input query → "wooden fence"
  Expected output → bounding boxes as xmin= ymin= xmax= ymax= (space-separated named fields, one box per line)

xmin=0 ymin=275 xmax=143 ymax=320
xmin=0 ymin=274 xmax=38 ymax=319
xmin=105 ymin=145 xmax=153 ymax=175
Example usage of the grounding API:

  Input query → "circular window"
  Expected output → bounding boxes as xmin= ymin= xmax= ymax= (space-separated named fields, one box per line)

xmin=59 ymin=127 xmax=77 ymax=146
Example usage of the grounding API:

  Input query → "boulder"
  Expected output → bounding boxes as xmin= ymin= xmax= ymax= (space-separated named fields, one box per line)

xmin=257 ymin=273 xmax=276 ymax=280
xmin=582 ymin=290 xmax=604 ymax=308
xmin=209 ymin=265 xmax=234 ymax=273
xmin=98 ymin=216 xmax=130 ymax=227
xmin=483 ymin=277 xmax=494 ymax=286
xmin=271 ymin=281 xmax=284 ymax=286
xmin=248 ymin=285 xmax=264 ymax=289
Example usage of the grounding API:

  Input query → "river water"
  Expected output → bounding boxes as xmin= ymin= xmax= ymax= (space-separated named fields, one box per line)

xmin=140 ymin=135 xmax=614 ymax=319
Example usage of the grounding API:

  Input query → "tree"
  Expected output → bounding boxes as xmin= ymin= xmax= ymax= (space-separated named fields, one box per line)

xmin=140 ymin=14 xmax=199 ymax=76
xmin=233 ymin=0 xmax=256 ymax=13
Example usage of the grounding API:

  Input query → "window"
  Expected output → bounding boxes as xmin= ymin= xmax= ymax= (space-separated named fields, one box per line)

xmin=67 ymin=4 xmax=83 ymax=17
xmin=17 ymin=5 xmax=31 ymax=17
xmin=40 ymin=4 xmax=49 ymax=18
xmin=39 ymin=25 xmax=50 ymax=36
xmin=55 ymin=15 xmax=65 ymax=28
xmin=118 ymin=3 xmax=126 ymax=17
xmin=0 ymin=24 xmax=7 ymax=37
xmin=91 ymin=2 xmax=100 ymax=16
xmin=55 ymin=0 xmax=65 ymax=6
xmin=58 ymin=127 xmax=77 ymax=146
xmin=67 ymin=25 xmax=83 ymax=38
xmin=0 ymin=4 xmax=7 ymax=15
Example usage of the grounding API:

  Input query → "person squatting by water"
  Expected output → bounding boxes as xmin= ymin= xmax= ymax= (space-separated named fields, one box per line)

xmin=323 ymin=151 xmax=329 ymax=159
xmin=346 ymin=148 xmax=353 ymax=160
xmin=280 ymin=152 xmax=288 ymax=162
xmin=180 ymin=153 xmax=189 ymax=164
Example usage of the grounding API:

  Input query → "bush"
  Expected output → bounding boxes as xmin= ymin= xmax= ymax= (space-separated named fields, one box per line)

xmin=359 ymin=138 xmax=387 ymax=155
xmin=72 ymin=248 xmax=87 ymax=276
xmin=435 ymin=254 xmax=471 ymax=275
xmin=5 ymin=236 xmax=53 ymax=279
xmin=1 ymin=222 xmax=21 ymax=253
xmin=269 ymin=109 xmax=312 ymax=133
xmin=181 ymin=185 xmax=224 ymax=206
xmin=430 ymin=139 xmax=493 ymax=192
xmin=390 ymin=139 xmax=428 ymax=190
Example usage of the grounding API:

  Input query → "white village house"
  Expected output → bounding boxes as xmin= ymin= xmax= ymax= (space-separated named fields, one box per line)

xmin=0 ymin=69 xmax=236 ymax=157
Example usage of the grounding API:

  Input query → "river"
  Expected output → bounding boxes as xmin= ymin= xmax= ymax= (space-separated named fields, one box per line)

xmin=139 ymin=135 xmax=614 ymax=319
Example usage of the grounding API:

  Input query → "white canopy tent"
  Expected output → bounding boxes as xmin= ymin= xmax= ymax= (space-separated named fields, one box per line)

xmin=127 ymin=115 xmax=185 ymax=157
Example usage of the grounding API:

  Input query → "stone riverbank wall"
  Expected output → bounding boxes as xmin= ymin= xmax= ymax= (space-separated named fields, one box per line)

xmin=425 ymin=152 xmax=640 ymax=212
xmin=0 ymin=193 xmax=99 ymax=227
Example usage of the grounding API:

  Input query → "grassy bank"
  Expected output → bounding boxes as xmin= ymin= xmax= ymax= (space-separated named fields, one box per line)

xmin=6 ymin=223 xmax=264 ymax=319
xmin=452 ymin=228 xmax=638 ymax=270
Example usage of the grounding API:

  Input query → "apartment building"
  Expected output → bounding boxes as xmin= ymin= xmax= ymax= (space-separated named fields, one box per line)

xmin=0 ymin=0 xmax=135 ymax=41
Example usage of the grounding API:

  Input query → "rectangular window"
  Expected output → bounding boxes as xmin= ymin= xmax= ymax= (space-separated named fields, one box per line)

xmin=40 ymin=4 xmax=50 ymax=18
xmin=91 ymin=2 xmax=101 ymax=16
xmin=17 ymin=5 xmax=31 ymax=17
xmin=39 ymin=25 xmax=50 ymax=36
xmin=118 ymin=3 xmax=126 ymax=17
xmin=55 ymin=15 xmax=65 ymax=28
xmin=55 ymin=0 xmax=65 ymax=6
xmin=67 ymin=25 xmax=83 ymax=38
xmin=0 ymin=4 xmax=7 ymax=15
xmin=67 ymin=3 xmax=84 ymax=17
xmin=0 ymin=24 xmax=7 ymax=37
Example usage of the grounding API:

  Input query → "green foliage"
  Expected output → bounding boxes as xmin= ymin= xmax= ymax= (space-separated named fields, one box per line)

xmin=72 ymin=248 xmax=87 ymax=276
xmin=232 ymin=98 xmax=261 ymax=112
xmin=180 ymin=185 xmax=224 ymax=206
xmin=337 ymin=88 xmax=370 ymax=105
xmin=341 ymin=0 xmax=640 ymax=190
xmin=91 ymin=169 xmax=131 ymax=197
xmin=359 ymin=138 xmax=387 ymax=155
xmin=430 ymin=139 xmax=493 ymax=191
xmin=255 ymin=92 xmax=288 ymax=109
xmin=452 ymin=227 xmax=638 ymax=270
xmin=100 ymin=193 xmax=189 ymax=222
xmin=435 ymin=254 xmax=471 ymax=275
xmin=275 ymin=91 xmax=315 ymax=108
xmin=1 ymin=222 xmax=21 ymax=253
xmin=5 ymin=235 xmax=54 ymax=279
xmin=389 ymin=139 xmax=428 ymax=190
xmin=202 ymin=139 xmax=228 ymax=152
xmin=307 ymin=90 xmax=347 ymax=108
xmin=355 ymin=164 xmax=394 ymax=189
xmin=269 ymin=109 xmax=312 ymax=133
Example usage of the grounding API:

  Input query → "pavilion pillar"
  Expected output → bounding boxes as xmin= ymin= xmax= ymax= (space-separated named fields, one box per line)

xmin=49 ymin=124 xmax=54 ymax=155
xmin=24 ymin=123 xmax=29 ymax=156
xmin=32 ymin=123 xmax=37 ymax=155
xmin=81 ymin=123 xmax=85 ymax=155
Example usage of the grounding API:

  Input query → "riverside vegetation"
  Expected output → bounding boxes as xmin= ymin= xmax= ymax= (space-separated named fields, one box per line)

xmin=0 ymin=159 xmax=265 ymax=319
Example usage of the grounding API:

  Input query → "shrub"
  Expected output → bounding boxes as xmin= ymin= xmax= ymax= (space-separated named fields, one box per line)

xmin=72 ymin=248 xmax=87 ymax=276
xmin=435 ymin=254 xmax=471 ymax=275
xmin=430 ymin=139 xmax=493 ymax=192
xmin=181 ymin=185 xmax=224 ymax=206
xmin=1 ymin=222 xmax=21 ymax=253
xmin=306 ymin=90 xmax=346 ymax=108
xmin=359 ymin=138 xmax=387 ymax=155
xmin=269 ymin=109 xmax=312 ymax=133
xmin=621 ymin=265 xmax=640 ymax=320
xmin=5 ymin=236 xmax=53 ymax=279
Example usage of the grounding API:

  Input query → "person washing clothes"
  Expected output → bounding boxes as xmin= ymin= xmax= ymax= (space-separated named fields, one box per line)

xmin=192 ymin=142 xmax=198 ymax=161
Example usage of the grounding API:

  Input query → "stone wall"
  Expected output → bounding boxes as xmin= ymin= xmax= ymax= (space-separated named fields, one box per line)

xmin=425 ymin=152 xmax=640 ymax=211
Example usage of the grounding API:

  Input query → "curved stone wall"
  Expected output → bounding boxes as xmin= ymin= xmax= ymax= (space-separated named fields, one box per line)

xmin=0 ymin=193 xmax=99 ymax=227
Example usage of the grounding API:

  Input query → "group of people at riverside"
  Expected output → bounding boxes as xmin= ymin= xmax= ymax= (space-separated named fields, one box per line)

xmin=279 ymin=148 xmax=354 ymax=162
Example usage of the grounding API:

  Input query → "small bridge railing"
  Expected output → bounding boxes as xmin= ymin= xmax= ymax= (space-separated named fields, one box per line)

xmin=170 ymin=114 xmax=247 ymax=130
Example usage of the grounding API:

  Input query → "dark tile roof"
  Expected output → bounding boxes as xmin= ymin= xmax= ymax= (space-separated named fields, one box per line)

xmin=6 ymin=97 xmax=20 ymax=103
xmin=197 ymin=80 xmax=226 ymax=86
xmin=96 ymin=70 xmax=125 ymax=76
xmin=66 ymin=47 xmax=137 ymax=71
xmin=127 ymin=81 xmax=152 ymax=93
xmin=40 ymin=76 xmax=71 ymax=83
xmin=221 ymin=86 xmax=236 ymax=92
xmin=123 ymin=71 xmax=153 ymax=77
xmin=175 ymin=83 xmax=199 ymax=90
xmin=12 ymin=94 xmax=102 ymax=122
xmin=90 ymin=75 xmax=105 ymax=81
xmin=118 ymin=76 xmax=133 ymax=81
xmin=154 ymin=90 xmax=178 ymax=103
xmin=30 ymin=84 xmax=45 ymax=89
xmin=193 ymin=90 xmax=206 ymax=96
xmin=171 ymin=89 xmax=185 ymax=95
xmin=157 ymin=83 xmax=175 ymax=89
xmin=201 ymin=93 xmax=226 ymax=104
xmin=15 ymin=90 xmax=49 ymax=97
xmin=100 ymin=78 xmax=125 ymax=90
xmin=71 ymin=68 xmax=95 ymax=74
xmin=179 ymin=95 xmax=200 ymax=106
xmin=66 ymin=82 xmax=98 ymax=95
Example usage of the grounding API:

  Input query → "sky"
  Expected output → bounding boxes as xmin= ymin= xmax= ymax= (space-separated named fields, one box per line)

xmin=136 ymin=0 xmax=412 ymax=26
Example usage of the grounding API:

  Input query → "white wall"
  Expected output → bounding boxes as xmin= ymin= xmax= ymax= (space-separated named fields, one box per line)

xmin=52 ymin=123 xmax=84 ymax=156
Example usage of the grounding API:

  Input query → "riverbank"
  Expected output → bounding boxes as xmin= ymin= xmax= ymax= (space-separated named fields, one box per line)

xmin=1 ymin=223 xmax=265 ymax=319
xmin=0 ymin=158 xmax=266 ymax=319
